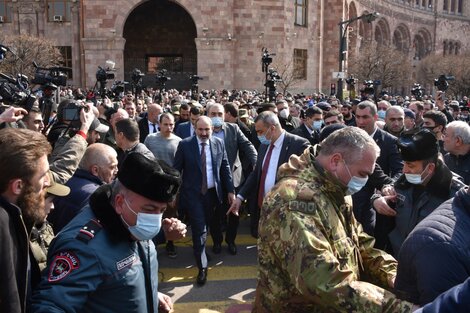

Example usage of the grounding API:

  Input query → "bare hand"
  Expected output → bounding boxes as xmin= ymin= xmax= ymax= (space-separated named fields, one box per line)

xmin=157 ymin=292 xmax=173 ymax=313
xmin=435 ymin=91 xmax=445 ymax=110
xmin=162 ymin=218 xmax=187 ymax=241
xmin=227 ymin=197 xmax=241 ymax=216
xmin=0 ymin=106 xmax=27 ymax=123
xmin=79 ymin=103 xmax=95 ymax=133
xmin=373 ymin=195 xmax=397 ymax=216
xmin=227 ymin=192 xmax=235 ymax=206
xmin=381 ymin=185 xmax=396 ymax=197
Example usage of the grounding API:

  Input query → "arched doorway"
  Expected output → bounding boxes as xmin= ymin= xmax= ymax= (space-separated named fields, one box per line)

xmin=123 ymin=1 xmax=197 ymax=91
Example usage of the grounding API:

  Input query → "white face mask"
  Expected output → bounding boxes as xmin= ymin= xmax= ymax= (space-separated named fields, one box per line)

xmin=279 ymin=109 xmax=290 ymax=119
xmin=121 ymin=198 xmax=162 ymax=240
xmin=343 ymin=159 xmax=368 ymax=195
xmin=405 ymin=164 xmax=430 ymax=185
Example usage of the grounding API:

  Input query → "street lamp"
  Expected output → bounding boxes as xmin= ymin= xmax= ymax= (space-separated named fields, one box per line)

xmin=337 ymin=12 xmax=379 ymax=101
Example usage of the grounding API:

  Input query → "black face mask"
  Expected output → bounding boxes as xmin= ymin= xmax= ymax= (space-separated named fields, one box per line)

xmin=422 ymin=125 xmax=440 ymax=135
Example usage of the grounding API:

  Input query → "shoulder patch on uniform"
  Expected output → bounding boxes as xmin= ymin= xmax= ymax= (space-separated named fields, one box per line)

xmin=48 ymin=251 xmax=80 ymax=282
xmin=288 ymin=200 xmax=317 ymax=215
xmin=116 ymin=254 xmax=137 ymax=271
xmin=76 ymin=219 xmax=102 ymax=243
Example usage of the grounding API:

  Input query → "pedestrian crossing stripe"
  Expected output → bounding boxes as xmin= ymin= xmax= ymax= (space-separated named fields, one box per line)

xmin=173 ymin=234 xmax=258 ymax=247
xmin=159 ymin=265 xmax=257 ymax=283
xmin=173 ymin=301 xmax=252 ymax=313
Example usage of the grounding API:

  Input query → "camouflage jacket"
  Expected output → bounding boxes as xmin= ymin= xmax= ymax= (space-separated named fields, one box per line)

xmin=30 ymin=222 xmax=54 ymax=271
xmin=253 ymin=147 xmax=415 ymax=313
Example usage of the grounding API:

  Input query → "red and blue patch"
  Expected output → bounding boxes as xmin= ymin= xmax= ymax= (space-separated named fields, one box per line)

xmin=48 ymin=251 xmax=80 ymax=282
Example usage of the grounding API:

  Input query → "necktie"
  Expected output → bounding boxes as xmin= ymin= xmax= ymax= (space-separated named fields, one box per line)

xmin=258 ymin=144 xmax=275 ymax=208
xmin=151 ymin=123 xmax=157 ymax=133
xmin=201 ymin=142 xmax=208 ymax=195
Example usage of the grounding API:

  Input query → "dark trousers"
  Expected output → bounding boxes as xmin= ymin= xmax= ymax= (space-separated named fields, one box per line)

xmin=188 ymin=188 xmax=221 ymax=270
xmin=216 ymin=201 xmax=240 ymax=244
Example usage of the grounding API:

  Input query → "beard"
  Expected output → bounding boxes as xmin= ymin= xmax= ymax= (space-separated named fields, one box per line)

xmin=17 ymin=180 xmax=47 ymax=227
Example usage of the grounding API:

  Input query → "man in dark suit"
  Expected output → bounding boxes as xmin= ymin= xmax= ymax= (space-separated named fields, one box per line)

xmin=276 ymin=99 xmax=301 ymax=132
xmin=174 ymin=106 xmax=201 ymax=139
xmin=174 ymin=116 xmax=235 ymax=285
xmin=355 ymin=100 xmax=403 ymax=251
xmin=138 ymin=103 xmax=162 ymax=143
xmin=207 ymin=103 xmax=257 ymax=255
xmin=228 ymin=111 xmax=310 ymax=237
xmin=291 ymin=107 xmax=323 ymax=145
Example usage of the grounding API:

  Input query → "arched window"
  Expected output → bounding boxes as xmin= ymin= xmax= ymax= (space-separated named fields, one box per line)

xmin=443 ymin=0 xmax=449 ymax=11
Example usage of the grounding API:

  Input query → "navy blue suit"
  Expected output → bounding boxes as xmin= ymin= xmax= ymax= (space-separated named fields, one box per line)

xmin=174 ymin=121 xmax=193 ymax=139
xmin=239 ymin=132 xmax=310 ymax=234
xmin=174 ymin=136 xmax=234 ymax=269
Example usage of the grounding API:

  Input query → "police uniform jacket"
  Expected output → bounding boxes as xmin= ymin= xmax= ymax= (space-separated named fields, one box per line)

xmin=253 ymin=147 xmax=414 ymax=313
xmin=388 ymin=159 xmax=465 ymax=256
xmin=31 ymin=184 xmax=159 ymax=313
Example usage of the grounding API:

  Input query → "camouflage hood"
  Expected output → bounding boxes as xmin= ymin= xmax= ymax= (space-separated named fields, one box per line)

xmin=276 ymin=146 xmax=314 ymax=181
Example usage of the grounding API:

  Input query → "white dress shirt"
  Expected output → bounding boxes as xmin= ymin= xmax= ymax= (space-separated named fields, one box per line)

xmin=262 ymin=131 xmax=286 ymax=197
xmin=148 ymin=120 xmax=159 ymax=134
xmin=197 ymin=137 xmax=215 ymax=189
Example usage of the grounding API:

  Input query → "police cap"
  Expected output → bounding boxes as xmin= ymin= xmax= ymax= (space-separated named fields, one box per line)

xmin=397 ymin=129 xmax=439 ymax=162
xmin=118 ymin=153 xmax=181 ymax=202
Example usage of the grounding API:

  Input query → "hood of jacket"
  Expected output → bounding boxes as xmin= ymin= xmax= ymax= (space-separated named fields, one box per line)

xmin=276 ymin=146 xmax=347 ymax=202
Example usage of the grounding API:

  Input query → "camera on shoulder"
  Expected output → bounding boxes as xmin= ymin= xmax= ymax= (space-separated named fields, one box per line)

xmin=63 ymin=101 xmax=89 ymax=122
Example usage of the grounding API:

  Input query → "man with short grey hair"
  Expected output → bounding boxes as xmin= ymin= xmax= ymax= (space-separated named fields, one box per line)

xmin=443 ymin=120 xmax=470 ymax=184
xmin=206 ymin=103 xmax=257 ymax=254
xmin=228 ymin=111 xmax=309 ymax=237
xmin=254 ymin=127 xmax=416 ymax=312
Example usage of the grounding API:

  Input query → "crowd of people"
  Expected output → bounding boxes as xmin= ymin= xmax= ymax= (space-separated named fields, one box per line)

xmin=0 ymin=85 xmax=469 ymax=312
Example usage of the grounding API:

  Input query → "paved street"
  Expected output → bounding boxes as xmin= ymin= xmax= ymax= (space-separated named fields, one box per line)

xmin=158 ymin=215 xmax=257 ymax=313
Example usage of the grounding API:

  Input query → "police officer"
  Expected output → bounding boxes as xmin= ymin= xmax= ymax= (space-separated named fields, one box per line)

xmin=372 ymin=129 xmax=465 ymax=256
xmin=31 ymin=153 xmax=182 ymax=313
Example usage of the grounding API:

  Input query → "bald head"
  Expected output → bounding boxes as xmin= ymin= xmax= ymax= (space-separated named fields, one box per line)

xmin=79 ymin=143 xmax=118 ymax=183
xmin=111 ymin=109 xmax=129 ymax=128
xmin=147 ymin=103 xmax=162 ymax=124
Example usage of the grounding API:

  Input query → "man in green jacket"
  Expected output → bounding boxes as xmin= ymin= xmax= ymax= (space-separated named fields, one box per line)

xmin=254 ymin=127 xmax=417 ymax=313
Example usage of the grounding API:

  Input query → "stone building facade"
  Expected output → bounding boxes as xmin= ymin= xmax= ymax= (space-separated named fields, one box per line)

xmin=0 ymin=0 xmax=468 ymax=94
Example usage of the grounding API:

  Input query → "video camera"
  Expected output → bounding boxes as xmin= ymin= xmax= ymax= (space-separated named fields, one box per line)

xmin=62 ymin=101 xmax=90 ymax=122
xmin=131 ymin=68 xmax=145 ymax=85
xmin=434 ymin=74 xmax=454 ymax=92
xmin=261 ymin=48 xmax=274 ymax=71
xmin=155 ymin=69 xmax=171 ymax=88
xmin=0 ymin=72 xmax=36 ymax=112
xmin=411 ymin=83 xmax=425 ymax=100
xmin=31 ymin=61 xmax=70 ymax=87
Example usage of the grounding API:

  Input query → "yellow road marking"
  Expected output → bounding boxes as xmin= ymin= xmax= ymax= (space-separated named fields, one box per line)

xmin=159 ymin=265 xmax=257 ymax=283
xmin=173 ymin=300 xmax=253 ymax=313
xmin=173 ymin=234 xmax=257 ymax=247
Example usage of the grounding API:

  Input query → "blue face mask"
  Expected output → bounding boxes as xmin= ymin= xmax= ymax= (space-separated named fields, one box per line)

xmin=343 ymin=159 xmax=368 ymax=195
xmin=378 ymin=110 xmax=386 ymax=120
xmin=211 ymin=117 xmax=224 ymax=128
xmin=122 ymin=198 xmax=162 ymax=240
xmin=258 ymin=127 xmax=272 ymax=145
xmin=312 ymin=120 xmax=323 ymax=131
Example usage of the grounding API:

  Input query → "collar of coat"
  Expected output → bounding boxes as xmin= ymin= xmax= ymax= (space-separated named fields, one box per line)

xmin=89 ymin=184 xmax=133 ymax=242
